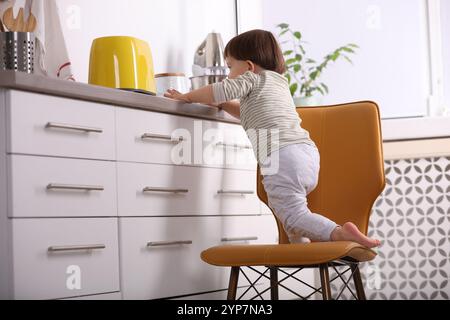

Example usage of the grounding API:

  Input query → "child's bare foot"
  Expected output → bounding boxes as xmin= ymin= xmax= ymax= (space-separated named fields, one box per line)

xmin=330 ymin=222 xmax=381 ymax=248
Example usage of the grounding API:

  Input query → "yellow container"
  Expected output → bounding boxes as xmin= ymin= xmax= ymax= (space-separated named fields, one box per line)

xmin=88 ymin=36 xmax=156 ymax=95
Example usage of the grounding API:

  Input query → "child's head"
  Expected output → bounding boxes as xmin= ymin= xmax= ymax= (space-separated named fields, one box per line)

xmin=224 ymin=29 xmax=286 ymax=79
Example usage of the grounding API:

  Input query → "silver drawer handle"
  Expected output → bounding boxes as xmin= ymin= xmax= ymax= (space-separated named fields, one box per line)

xmin=46 ymin=122 xmax=103 ymax=133
xmin=147 ymin=240 xmax=193 ymax=247
xmin=217 ymin=190 xmax=255 ymax=195
xmin=221 ymin=237 xmax=258 ymax=242
xmin=216 ymin=142 xmax=252 ymax=150
xmin=143 ymin=187 xmax=189 ymax=194
xmin=47 ymin=184 xmax=105 ymax=191
xmin=141 ymin=133 xmax=184 ymax=143
xmin=48 ymin=244 xmax=106 ymax=252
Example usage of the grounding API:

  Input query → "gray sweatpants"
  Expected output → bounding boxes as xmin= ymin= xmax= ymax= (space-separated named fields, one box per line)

xmin=261 ymin=143 xmax=339 ymax=243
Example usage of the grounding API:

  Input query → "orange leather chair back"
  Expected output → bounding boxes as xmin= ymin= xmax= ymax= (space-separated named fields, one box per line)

xmin=257 ymin=101 xmax=386 ymax=244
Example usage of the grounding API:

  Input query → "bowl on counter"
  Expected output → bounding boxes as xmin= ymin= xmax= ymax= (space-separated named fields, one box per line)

xmin=189 ymin=75 xmax=227 ymax=91
xmin=155 ymin=73 xmax=188 ymax=96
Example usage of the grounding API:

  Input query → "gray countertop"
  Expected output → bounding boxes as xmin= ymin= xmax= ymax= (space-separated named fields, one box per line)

xmin=1 ymin=71 xmax=449 ymax=142
xmin=0 ymin=70 xmax=241 ymax=125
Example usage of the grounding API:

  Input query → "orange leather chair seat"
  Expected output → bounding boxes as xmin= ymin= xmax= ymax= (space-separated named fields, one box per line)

xmin=201 ymin=241 xmax=376 ymax=267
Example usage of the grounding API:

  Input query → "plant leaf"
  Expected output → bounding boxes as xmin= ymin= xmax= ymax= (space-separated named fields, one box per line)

xmin=306 ymin=59 xmax=316 ymax=64
xmin=348 ymin=43 xmax=359 ymax=48
xmin=343 ymin=55 xmax=353 ymax=64
xmin=290 ymin=83 xmax=298 ymax=97
xmin=320 ymin=83 xmax=329 ymax=94
xmin=285 ymin=73 xmax=291 ymax=84
xmin=279 ymin=29 xmax=289 ymax=37
xmin=285 ymin=58 xmax=297 ymax=65
xmin=342 ymin=47 xmax=355 ymax=53
xmin=316 ymin=86 xmax=325 ymax=96
xmin=295 ymin=54 xmax=303 ymax=62
xmin=294 ymin=31 xmax=302 ymax=40
xmin=310 ymin=71 xmax=319 ymax=80
xmin=283 ymin=50 xmax=293 ymax=56
xmin=293 ymin=64 xmax=301 ymax=73
xmin=277 ymin=23 xmax=289 ymax=29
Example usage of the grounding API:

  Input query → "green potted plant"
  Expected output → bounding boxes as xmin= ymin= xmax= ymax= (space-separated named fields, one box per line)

xmin=277 ymin=23 xmax=359 ymax=106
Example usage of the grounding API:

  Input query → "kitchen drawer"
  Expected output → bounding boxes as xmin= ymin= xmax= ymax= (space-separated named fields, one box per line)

xmin=116 ymin=107 xmax=194 ymax=165
xmin=203 ymin=122 xmax=256 ymax=170
xmin=6 ymin=90 xmax=115 ymax=160
xmin=171 ymin=286 xmax=269 ymax=300
xmin=220 ymin=215 xmax=278 ymax=245
xmin=8 ymin=155 xmax=117 ymax=218
xmin=62 ymin=292 xmax=122 ymax=300
xmin=119 ymin=215 xmax=276 ymax=300
xmin=261 ymin=202 xmax=273 ymax=215
xmin=117 ymin=162 xmax=260 ymax=216
xmin=11 ymin=218 xmax=120 ymax=300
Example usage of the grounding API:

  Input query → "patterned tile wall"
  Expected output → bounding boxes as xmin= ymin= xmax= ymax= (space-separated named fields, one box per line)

xmin=331 ymin=157 xmax=450 ymax=300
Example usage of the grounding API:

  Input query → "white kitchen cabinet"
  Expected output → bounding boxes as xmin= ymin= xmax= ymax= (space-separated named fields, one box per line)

xmin=7 ymin=155 xmax=117 ymax=218
xmin=261 ymin=201 xmax=273 ymax=216
xmin=0 ymin=88 xmax=271 ymax=300
xmin=11 ymin=218 xmax=120 ymax=300
xmin=117 ymin=162 xmax=260 ymax=216
xmin=202 ymin=121 xmax=257 ymax=170
xmin=6 ymin=90 xmax=116 ymax=160
xmin=119 ymin=215 xmax=277 ymax=300
xmin=116 ymin=107 xmax=194 ymax=166
xmin=116 ymin=106 xmax=257 ymax=170
xmin=171 ymin=286 xmax=270 ymax=300
xmin=62 ymin=292 xmax=122 ymax=300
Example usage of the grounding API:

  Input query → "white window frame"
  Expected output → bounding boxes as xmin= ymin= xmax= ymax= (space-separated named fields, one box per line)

xmin=426 ymin=0 xmax=447 ymax=116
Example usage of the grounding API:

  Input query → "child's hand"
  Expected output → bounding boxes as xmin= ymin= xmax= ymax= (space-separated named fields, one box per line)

xmin=206 ymin=102 xmax=222 ymax=109
xmin=164 ymin=89 xmax=191 ymax=103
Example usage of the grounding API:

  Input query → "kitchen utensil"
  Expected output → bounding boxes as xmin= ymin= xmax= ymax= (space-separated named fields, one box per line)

xmin=0 ymin=32 xmax=35 ymax=73
xmin=190 ymin=75 xmax=227 ymax=91
xmin=155 ymin=73 xmax=188 ymax=96
xmin=3 ymin=7 xmax=25 ymax=32
xmin=15 ymin=8 xmax=24 ymax=32
xmin=26 ymin=11 xmax=36 ymax=32
xmin=3 ymin=7 xmax=15 ymax=31
xmin=23 ymin=0 xmax=36 ymax=32
xmin=89 ymin=36 xmax=157 ymax=95
xmin=0 ymin=16 xmax=6 ymax=32
xmin=193 ymin=32 xmax=228 ymax=77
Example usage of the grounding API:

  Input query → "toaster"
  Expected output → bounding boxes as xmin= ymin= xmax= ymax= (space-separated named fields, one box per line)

xmin=88 ymin=36 xmax=157 ymax=95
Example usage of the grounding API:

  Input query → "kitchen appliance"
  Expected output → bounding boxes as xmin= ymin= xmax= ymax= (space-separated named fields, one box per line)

xmin=155 ymin=73 xmax=188 ymax=96
xmin=0 ymin=32 xmax=35 ymax=73
xmin=190 ymin=75 xmax=227 ymax=91
xmin=190 ymin=32 xmax=228 ymax=90
xmin=88 ymin=36 xmax=157 ymax=95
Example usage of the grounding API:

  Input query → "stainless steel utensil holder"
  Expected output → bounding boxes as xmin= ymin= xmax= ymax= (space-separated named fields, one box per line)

xmin=0 ymin=32 xmax=35 ymax=73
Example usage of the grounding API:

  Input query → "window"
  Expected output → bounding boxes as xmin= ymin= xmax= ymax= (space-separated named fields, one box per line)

xmin=237 ymin=0 xmax=449 ymax=119
xmin=441 ymin=0 xmax=450 ymax=114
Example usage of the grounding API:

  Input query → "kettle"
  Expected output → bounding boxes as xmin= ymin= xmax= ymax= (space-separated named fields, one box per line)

xmin=192 ymin=32 xmax=228 ymax=77
xmin=89 ymin=36 xmax=157 ymax=95
xmin=190 ymin=32 xmax=228 ymax=90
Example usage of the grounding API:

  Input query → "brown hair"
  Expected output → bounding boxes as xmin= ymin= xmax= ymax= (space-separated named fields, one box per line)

xmin=224 ymin=29 xmax=286 ymax=74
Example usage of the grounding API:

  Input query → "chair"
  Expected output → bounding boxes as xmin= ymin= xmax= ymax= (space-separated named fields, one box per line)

xmin=201 ymin=101 xmax=386 ymax=300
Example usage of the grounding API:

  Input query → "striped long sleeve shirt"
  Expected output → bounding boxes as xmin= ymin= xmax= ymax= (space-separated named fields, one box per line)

xmin=212 ymin=70 xmax=316 ymax=165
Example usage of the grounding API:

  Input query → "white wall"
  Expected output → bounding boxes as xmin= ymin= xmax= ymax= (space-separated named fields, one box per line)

xmin=57 ymin=0 xmax=237 ymax=83
xmin=240 ymin=0 xmax=431 ymax=119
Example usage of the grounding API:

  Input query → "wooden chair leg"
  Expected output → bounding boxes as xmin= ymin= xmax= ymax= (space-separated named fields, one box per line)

xmin=269 ymin=267 xmax=279 ymax=300
xmin=319 ymin=264 xmax=332 ymax=300
xmin=227 ymin=267 xmax=240 ymax=300
xmin=351 ymin=264 xmax=367 ymax=300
